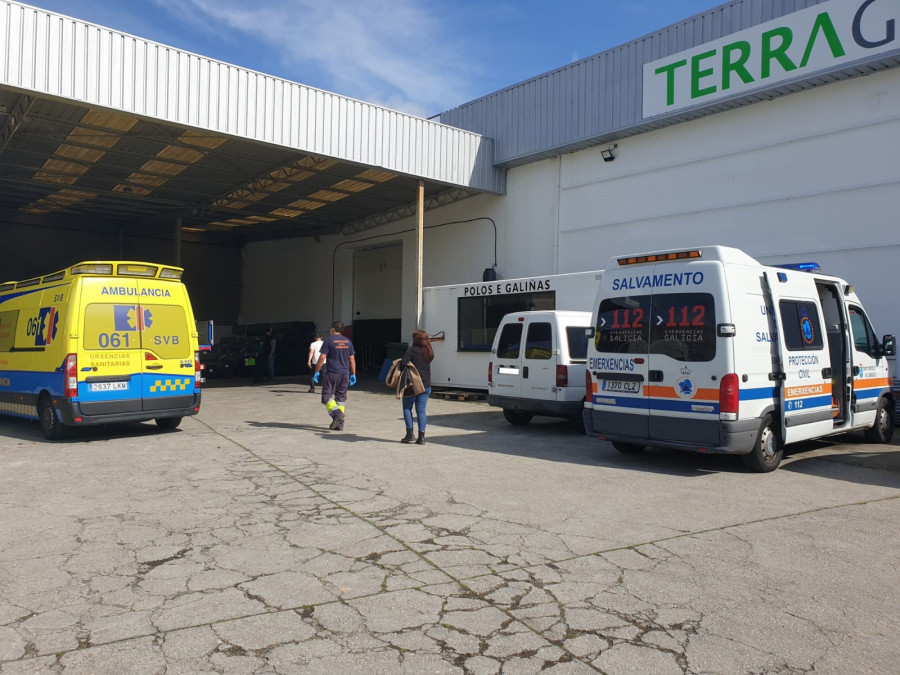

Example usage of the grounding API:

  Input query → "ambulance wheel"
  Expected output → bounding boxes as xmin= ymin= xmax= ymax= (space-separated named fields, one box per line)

xmin=39 ymin=395 xmax=65 ymax=441
xmin=612 ymin=441 xmax=644 ymax=453
xmin=155 ymin=417 xmax=183 ymax=430
xmin=503 ymin=409 xmax=533 ymax=425
xmin=742 ymin=414 xmax=782 ymax=472
xmin=864 ymin=397 xmax=894 ymax=444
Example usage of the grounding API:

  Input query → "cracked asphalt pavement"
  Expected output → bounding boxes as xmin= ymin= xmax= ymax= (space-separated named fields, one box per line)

xmin=1 ymin=376 xmax=898 ymax=674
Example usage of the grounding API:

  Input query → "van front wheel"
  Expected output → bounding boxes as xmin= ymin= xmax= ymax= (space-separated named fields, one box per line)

xmin=502 ymin=409 xmax=533 ymax=426
xmin=742 ymin=414 xmax=783 ymax=472
xmin=864 ymin=398 xmax=894 ymax=444
xmin=155 ymin=417 xmax=183 ymax=430
xmin=39 ymin=396 xmax=65 ymax=441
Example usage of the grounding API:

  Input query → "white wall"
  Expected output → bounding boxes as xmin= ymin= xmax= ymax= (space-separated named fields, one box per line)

xmin=242 ymin=67 xmax=900 ymax=347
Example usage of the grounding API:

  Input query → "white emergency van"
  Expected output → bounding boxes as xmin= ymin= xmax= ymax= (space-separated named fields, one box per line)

xmin=583 ymin=246 xmax=895 ymax=472
xmin=0 ymin=261 xmax=202 ymax=439
xmin=487 ymin=310 xmax=592 ymax=427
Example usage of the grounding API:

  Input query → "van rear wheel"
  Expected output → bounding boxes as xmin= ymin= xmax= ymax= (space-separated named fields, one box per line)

xmin=39 ymin=395 xmax=65 ymax=441
xmin=742 ymin=414 xmax=783 ymax=472
xmin=864 ymin=397 xmax=894 ymax=444
xmin=155 ymin=417 xmax=183 ymax=430
xmin=502 ymin=409 xmax=533 ymax=426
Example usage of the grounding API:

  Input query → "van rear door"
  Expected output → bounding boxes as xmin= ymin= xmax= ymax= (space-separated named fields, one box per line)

xmin=646 ymin=262 xmax=725 ymax=445
xmin=520 ymin=317 xmax=557 ymax=402
xmin=492 ymin=318 xmax=525 ymax=400
xmin=764 ymin=270 xmax=833 ymax=443
xmin=79 ymin=278 xmax=143 ymax=415
xmin=592 ymin=293 xmax=652 ymax=441
xmin=136 ymin=279 xmax=195 ymax=412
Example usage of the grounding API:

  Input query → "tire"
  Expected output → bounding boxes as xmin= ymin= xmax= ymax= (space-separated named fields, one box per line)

xmin=502 ymin=409 xmax=533 ymax=426
xmin=864 ymin=397 xmax=894 ymax=444
xmin=742 ymin=414 xmax=783 ymax=472
xmin=612 ymin=441 xmax=644 ymax=453
xmin=155 ymin=417 xmax=183 ymax=430
xmin=570 ymin=397 xmax=588 ymax=434
xmin=39 ymin=395 xmax=65 ymax=441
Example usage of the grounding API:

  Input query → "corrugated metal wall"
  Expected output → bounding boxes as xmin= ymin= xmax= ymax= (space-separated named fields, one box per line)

xmin=0 ymin=0 xmax=504 ymax=193
xmin=439 ymin=0 xmax=852 ymax=166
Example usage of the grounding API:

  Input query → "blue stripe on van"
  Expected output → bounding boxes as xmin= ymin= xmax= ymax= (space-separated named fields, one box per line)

xmin=591 ymin=395 xmax=719 ymax=415
xmin=784 ymin=395 xmax=832 ymax=412
xmin=740 ymin=386 xmax=777 ymax=401
xmin=0 ymin=368 xmax=65 ymax=397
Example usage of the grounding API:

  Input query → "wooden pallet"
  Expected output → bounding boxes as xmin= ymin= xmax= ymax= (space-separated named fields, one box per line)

xmin=431 ymin=389 xmax=486 ymax=402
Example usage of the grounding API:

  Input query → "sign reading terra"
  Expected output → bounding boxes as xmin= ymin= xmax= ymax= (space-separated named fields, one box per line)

xmin=643 ymin=0 xmax=899 ymax=118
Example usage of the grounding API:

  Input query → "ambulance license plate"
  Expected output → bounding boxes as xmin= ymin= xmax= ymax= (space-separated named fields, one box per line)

xmin=601 ymin=380 xmax=640 ymax=394
xmin=90 ymin=381 xmax=128 ymax=392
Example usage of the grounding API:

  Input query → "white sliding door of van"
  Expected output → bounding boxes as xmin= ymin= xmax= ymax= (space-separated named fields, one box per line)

xmin=764 ymin=271 xmax=834 ymax=443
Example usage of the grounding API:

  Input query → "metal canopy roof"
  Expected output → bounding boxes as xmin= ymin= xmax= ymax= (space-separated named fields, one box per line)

xmin=0 ymin=1 xmax=503 ymax=244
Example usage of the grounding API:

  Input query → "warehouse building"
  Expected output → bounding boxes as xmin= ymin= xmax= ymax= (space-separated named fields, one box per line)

xmin=1 ymin=0 xmax=898 ymax=369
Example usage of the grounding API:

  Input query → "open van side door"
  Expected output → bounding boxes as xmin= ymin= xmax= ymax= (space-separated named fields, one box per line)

xmin=764 ymin=270 xmax=833 ymax=444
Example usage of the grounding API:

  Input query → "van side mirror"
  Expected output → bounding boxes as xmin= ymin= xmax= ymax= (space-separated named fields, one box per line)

xmin=585 ymin=327 xmax=595 ymax=338
xmin=881 ymin=334 xmax=896 ymax=357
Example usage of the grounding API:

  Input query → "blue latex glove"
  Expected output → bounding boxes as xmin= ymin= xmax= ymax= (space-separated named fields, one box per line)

xmin=313 ymin=371 xmax=320 ymax=384
xmin=349 ymin=374 xmax=357 ymax=386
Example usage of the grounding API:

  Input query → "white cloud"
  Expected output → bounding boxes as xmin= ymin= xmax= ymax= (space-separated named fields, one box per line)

xmin=152 ymin=0 xmax=478 ymax=117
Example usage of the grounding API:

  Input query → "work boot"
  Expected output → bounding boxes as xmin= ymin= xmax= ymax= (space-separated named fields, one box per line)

xmin=400 ymin=428 xmax=414 ymax=443
xmin=329 ymin=409 xmax=345 ymax=430
xmin=307 ymin=386 xmax=315 ymax=393
xmin=416 ymin=431 xmax=425 ymax=445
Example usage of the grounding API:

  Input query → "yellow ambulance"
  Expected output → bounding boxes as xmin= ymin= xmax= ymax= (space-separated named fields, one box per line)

xmin=0 ymin=261 xmax=202 ymax=439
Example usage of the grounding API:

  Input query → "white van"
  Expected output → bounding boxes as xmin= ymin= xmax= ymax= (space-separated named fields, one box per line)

xmin=488 ymin=310 xmax=593 ymax=427
xmin=583 ymin=246 xmax=895 ymax=472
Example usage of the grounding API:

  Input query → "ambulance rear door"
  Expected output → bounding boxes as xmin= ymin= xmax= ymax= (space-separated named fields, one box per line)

xmin=136 ymin=278 xmax=196 ymax=413
xmin=763 ymin=269 xmax=833 ymax=444
xmin=646 ymin=262 xmax=725 ymax=446
xmin=78 ymin=278 xmax=144 ymax=415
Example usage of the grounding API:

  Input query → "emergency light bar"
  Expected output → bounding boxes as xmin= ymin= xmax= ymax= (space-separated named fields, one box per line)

xmin=71 ymin=263 xmax=113 ymax=275
xmin=774 ymin=262 xmax=821 ymax=272
xmin=617 ymin=249 xmax=702 ymax=266
xmin=159 ymin=268 xmax=183 ymax=280
xmin=118 ymin=264 xmax=158 ymax=277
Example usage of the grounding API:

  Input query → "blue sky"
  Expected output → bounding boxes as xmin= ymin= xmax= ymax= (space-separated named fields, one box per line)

xmin=23 ymin=1 xmax=720 ymax=117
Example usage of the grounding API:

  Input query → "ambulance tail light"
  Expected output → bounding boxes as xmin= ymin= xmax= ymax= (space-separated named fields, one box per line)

xmin=64 ymin=354 xmax=78 ymax=397
xmin=556 ymin=365 xmax=568 ymax=388
xmin=488 ymin=361 xmax=493 ymax=385
xmin=719 ymin=373 xmax=739 ymax=419
xmin=194 ymin=351 xmax=202 ymax=389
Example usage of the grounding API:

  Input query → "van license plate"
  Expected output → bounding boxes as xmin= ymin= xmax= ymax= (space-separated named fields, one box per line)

xmin=601 ymin=380 xmax=640 ymax=394
xmin=90 ymin=382 xmax=128 ymax=392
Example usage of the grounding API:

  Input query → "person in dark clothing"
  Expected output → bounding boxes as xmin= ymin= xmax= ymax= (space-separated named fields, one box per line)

xmin=399 ymin=329 xmax=433 ymax=445
xmin=263 ymin=330 xmax=276 ymax=381
xmin=313 ymin=321 xmax=356 ymax=431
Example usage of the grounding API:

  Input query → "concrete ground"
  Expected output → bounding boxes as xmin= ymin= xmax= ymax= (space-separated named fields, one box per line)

xmin=1 ymin=374 xmax=898 ymax=674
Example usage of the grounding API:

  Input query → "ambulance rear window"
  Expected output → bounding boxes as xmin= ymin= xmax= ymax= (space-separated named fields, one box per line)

xmin=83 ymin=303 xmax=190 ymax=358
xmin=596 ymin=293 xmax=717 ymax=362
xmin=141 ymin=304 xmax=191 ymax=359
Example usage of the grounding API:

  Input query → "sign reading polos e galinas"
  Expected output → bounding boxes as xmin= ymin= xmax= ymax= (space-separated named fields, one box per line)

xmin=643 ymin=0 xmax=899 ymax=118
